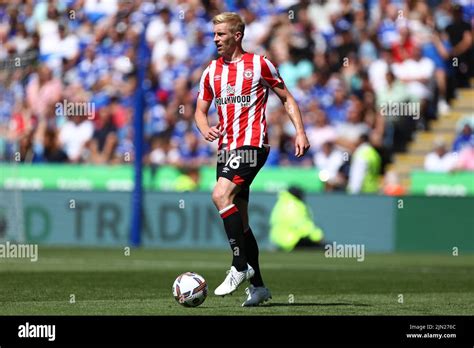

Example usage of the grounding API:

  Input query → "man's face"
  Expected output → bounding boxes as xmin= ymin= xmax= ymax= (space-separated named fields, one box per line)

xmin=435 ymin=146 xmax=446 ymax=156
xmin=462 ymin=125 xmax=472 ymax=136
xmin=213 ymin=23 xmax=239 ymax=56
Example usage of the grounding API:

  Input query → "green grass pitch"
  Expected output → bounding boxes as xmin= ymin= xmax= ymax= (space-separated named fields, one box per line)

xmin=0 ymin=248 xmax=473 ymax=315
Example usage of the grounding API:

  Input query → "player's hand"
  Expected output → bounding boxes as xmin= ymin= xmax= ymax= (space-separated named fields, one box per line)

xmin=204 ymin=125 xmax=221 ymax=142
xmin=295 ymin=132 xmax=310 ymax=157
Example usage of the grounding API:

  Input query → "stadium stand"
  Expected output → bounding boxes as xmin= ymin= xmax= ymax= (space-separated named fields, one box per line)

xmin=0 ymin=0 xmax=472 ymax=194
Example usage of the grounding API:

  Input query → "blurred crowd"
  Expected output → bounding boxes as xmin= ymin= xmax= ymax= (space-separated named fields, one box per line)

xmin=424 ymin=116 xmax=474 ymax=173
xmin=0 ymin=0 xmax=473 ymax=192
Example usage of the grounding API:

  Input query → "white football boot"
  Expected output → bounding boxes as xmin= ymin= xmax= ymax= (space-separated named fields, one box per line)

xmin=214 ymin=264 xmax=255 ymax=296
xmin=242 ymin=285 xmax=272 ymax=307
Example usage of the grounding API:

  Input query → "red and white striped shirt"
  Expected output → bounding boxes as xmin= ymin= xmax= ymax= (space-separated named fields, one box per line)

xmin=198 ymin=53 xmax=284 ymax=150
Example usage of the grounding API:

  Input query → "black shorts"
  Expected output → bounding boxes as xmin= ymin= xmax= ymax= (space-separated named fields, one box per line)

xmin=216 ymin=145 xmax=269 ymax=202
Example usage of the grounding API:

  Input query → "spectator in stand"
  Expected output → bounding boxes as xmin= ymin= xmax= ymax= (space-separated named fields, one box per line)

xmin=176 ymin=130 xmax=212 ymax=169
xmin=453 ymin=121 xmax=474 ymax=153
xmin=240 ymin=8 xmax=268 ymax=55
xmin=55 ymin=23 xmax=80 ymax=72
xmin=146 ymin=7 xmax=181 ymax=48
xmin=90 ymin=106 xmax=118 ymax=164
xmin=113 ymin=110 xmax=134 ymax=164
xmin=148 ymin=134 xmax=179 ymax=167
xmin=17 ymin=131 xmax=35 ymax=163
xmin=358 ymin=31 xmax=378 ymax=69
xmin=391 ymin=25 xmax=415 ymax=63
xmin=279 ymin=46 xmax=314 ymax=90
xmin=445 ymin=4 xmax=473 ymax=91
xmin=187 ymin=30 xmax=216 ymax=74
xmin=33 ymin=128 xmax=68 ymax=163
xmin=310 ymin=68 xmax=335 ymax=111
xmin=306 ymin=107 xmax=337 ymax=155
xmin=314 ymin=140 xmax=345 ymax=192
xmin=392 ymin=44 xmax=435 ymax=129
xmin=423 ymin=24 xmax=452 ymax=115
xmin=26 ymin=65 xmax=62 ymax=119
xmin=333 ymin=18 xmax=358 ymax=69
xmin=376 ymin=70 xmax=414 ymax=152
xmin=58 ymin=113 xmax=94 ymax=163
xmin=152 ymin=31 xmax=189 ymax=74
xmin=368 ymin=47 xmax=394 ymax=92
xmin=323 ymin=85 xmax=350 ymax=125
xmin=335 ymin=95 xmax=371 ymax=153
xmin=424 ymin=138 xmax=457 ymax=172
xmin=76 ymin=44 xmax=109 ymax=90
xmin=347 ymin=132 xmax=382 ymax=194
xmin=453 ymin=139 xmax=474 ymax=172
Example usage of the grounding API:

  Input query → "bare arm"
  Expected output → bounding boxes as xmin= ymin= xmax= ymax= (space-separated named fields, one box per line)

xmin=271 ymin=82 xmax=310 ymax=157
xmin=194 ymin=98 xmax=220 ymax=142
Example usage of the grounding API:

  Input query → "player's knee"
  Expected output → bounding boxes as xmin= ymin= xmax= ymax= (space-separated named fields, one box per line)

xmin=212 ymin=188 xmax=233 ymax=210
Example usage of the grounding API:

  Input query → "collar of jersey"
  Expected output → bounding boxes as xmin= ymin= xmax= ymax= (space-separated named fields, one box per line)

xmin=222 ymin=52 xmax=247 ymax=64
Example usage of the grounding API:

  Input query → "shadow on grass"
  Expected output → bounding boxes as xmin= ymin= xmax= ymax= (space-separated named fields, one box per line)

xmin=265 ymin=302 xmax=371 ymax=307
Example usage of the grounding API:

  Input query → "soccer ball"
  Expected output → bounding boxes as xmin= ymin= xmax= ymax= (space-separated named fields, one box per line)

xmin=172 ymin=272 xmax=208 ymax=307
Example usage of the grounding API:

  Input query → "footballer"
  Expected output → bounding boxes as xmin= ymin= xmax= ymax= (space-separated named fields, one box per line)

xmin=194 ymin=12 xmax=310 ymax=306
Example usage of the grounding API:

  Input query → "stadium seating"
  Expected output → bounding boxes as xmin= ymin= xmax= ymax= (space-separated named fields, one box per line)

xmin=389 ymin=80 xmax=474 ymax=189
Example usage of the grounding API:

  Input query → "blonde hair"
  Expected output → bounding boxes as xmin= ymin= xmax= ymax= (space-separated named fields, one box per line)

xmin=212 ymin=12 xmax=245 ymax=36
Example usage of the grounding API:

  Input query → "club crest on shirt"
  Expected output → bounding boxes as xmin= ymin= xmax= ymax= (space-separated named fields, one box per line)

xmin=243 ymin=69 xmax=253 ymax=80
